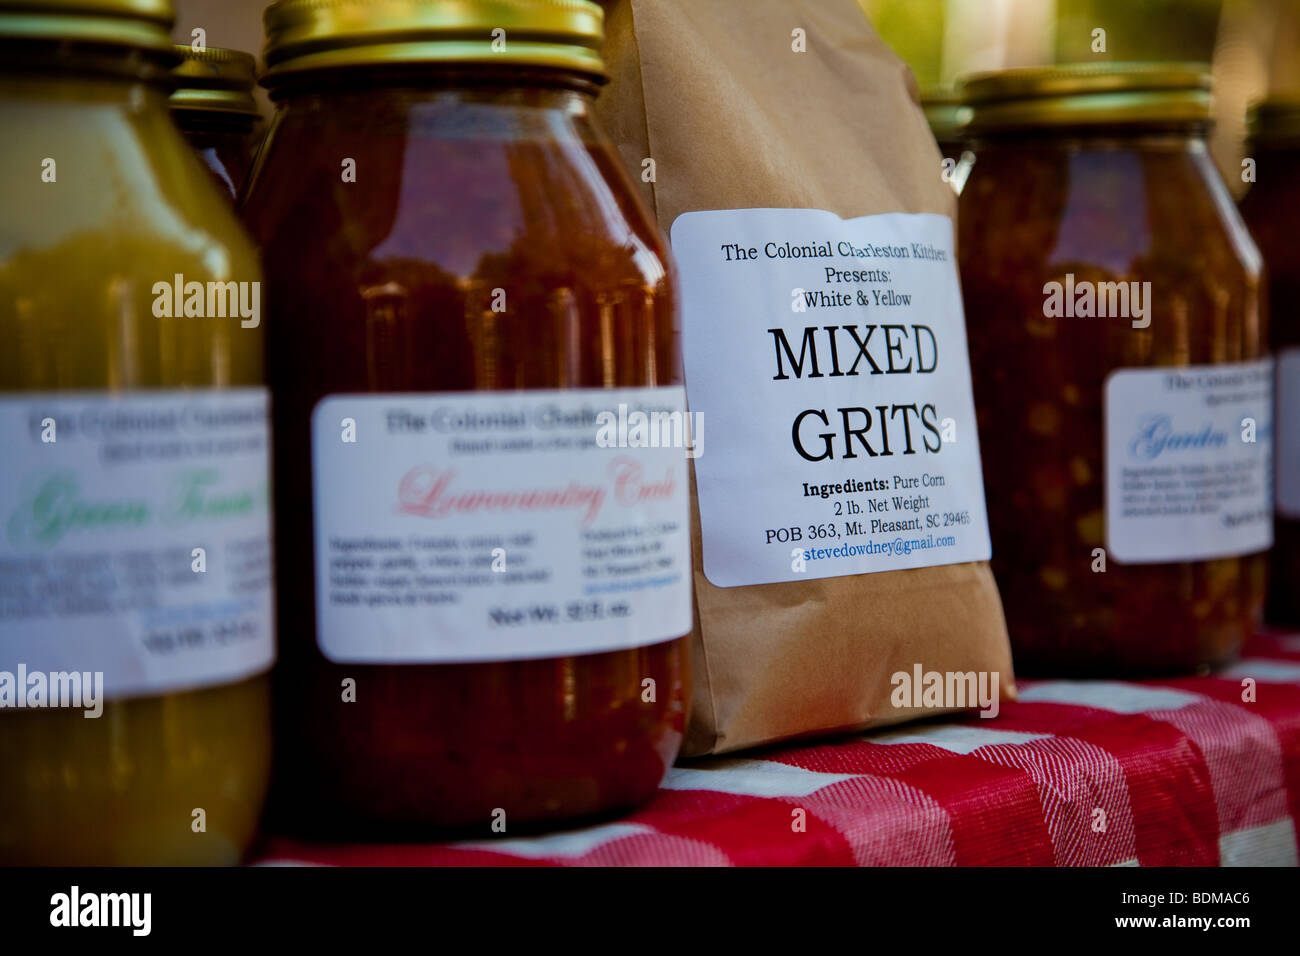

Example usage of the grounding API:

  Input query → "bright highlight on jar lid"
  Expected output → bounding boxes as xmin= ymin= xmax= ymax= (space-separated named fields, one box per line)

xmin=961 ymin=62 xmax=1213 ymax=133
xmin=0 ymin=0 xmax=175 ymax=53
xmin=1247 ymin=95 xmax=1300 ymax=145
xmin=261 ymin=0 xmax=606 ymax=86
xmin=171 ymin=45 xmax=259 ymax=116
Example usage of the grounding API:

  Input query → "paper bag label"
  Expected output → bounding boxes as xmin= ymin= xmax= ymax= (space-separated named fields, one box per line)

xmin=311 ymin=387 xmax=692 ymax=662
xmin=671 ymin=208 xmax=992 ymax=587
xmin=1104 ymin=360 xmax=1273 ymax=562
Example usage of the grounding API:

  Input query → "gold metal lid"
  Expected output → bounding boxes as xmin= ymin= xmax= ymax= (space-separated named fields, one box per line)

xmin=262 ymin=0 xmax=606 ymax=86
xmin=171 ymin=45 xmax=259 ymax=116
xmin=961 ymin=62 xmax=1213 ymax=133
xmin=1247 ymin=95 xmax=1300 ymax=146
xmin=921 ymin=85 xmax=970 ymax=142
xmin=0 ymin=0 xmax=175 ymax=54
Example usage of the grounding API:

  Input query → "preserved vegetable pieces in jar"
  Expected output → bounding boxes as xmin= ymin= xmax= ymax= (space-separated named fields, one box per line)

xmin=1239 ymin=97 xmax=1300 ymax=626
xmin=958 ymin=64 xmax=1271 ymax=675
xmin=169 ymin=45 xmax=263 ymax=199
xmin=0 ymin=0 xmax=274 ymax=864
xmin=244 ymin=0 xmax=692 ymax=830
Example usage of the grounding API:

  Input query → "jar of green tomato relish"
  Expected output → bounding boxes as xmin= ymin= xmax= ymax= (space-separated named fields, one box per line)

xmin=0 ymin=0 xmax=273 ymax=864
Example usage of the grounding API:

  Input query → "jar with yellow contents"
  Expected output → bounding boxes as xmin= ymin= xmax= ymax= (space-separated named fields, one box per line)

xmin=0 ymin=0 xmax=273 ymax=864
xmin=958 ymin=64 xmax=1270 ymax=675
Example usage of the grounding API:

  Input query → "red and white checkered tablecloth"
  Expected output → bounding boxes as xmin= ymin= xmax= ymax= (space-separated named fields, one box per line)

xmin=256 ymin=631 xmax=1300 ymax=867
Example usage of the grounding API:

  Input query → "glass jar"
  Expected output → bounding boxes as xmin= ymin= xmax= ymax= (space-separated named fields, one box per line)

xmin=923 ymin=86 xmax=974 ymax=195
xmin=958 ymin=64 xmax=1270 ymax=675
xmin=169 ymin=45 xmax=263 ymax=199
xmin=0 ymin=0 xmax=273 ymax=863
xmin=1239 ymin=97 xmax=1300 ymax=627
xmin=244 ymin=0 xmax=691 ymax=832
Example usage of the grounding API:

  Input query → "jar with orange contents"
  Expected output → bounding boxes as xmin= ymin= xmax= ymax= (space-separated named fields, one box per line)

xmin=958 ymin=64 xmax=1270 ymax=675
xmin=243 ymin=0 xmax=692 ymax=831
xmin=1239 ymin=96 xmax=1300 ymax=627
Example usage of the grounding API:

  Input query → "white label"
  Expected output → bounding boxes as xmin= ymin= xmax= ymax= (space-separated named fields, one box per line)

xmin=311 ymin=387 xmax=692 ymax=663
xmin=671 ymin=208 xmax=992 ymax=588
xmin=1105 ymin=360 xmax=1273 ymax=562
xmin=1278 ymin=348 xmax=1300 ymax=518
xmin=0 ymin=389 xmax=274 ymax=699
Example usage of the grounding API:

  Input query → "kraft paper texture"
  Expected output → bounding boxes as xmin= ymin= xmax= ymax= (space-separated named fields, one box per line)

xmin=597 ymin=0 xmax=1015 ymax=755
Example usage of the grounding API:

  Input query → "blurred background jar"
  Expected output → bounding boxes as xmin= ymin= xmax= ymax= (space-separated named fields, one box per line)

xmin=854 ymin=0 xmax=1300 ymax=197
xmin=1239 ymin=96 xmax=1300 ymax=626
xmin=958 ymin=64 xmax=1271 ymax=675
xmin=169 ymin=45 xmax=262 ymax=199
xmin=243 ymin=0 xmax=690 ymax=832
xmin=922 ymin=85 xmax=975 ymax=193
xmin=922 ymin=85 xmax=970 ymax=158
xmin=0 ymin=0 xmax=273 ymax=863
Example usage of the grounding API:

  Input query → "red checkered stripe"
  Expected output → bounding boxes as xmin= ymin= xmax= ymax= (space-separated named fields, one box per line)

xmin=257 ymin=633 xmax=1300 ymax=867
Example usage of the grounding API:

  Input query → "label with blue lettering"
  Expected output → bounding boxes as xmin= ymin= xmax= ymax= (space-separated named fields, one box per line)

xmin=1104 ymin=360 xmax=1273 ymax=563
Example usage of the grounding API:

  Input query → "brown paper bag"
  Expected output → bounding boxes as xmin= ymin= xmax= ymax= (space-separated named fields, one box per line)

xmin=597 ymin=0 xmax=1015 ymax=755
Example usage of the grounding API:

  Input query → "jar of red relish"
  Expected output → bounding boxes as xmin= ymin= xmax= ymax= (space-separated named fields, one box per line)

xmin=169 ymin=45 xmax=262 ymax=199
xmin=1239 ymin=97 xmax=1300 ymax=626
xmin=244 ymin=0 xmax=691 ymax=831
xmin=958 ymin=64 xmax=1270 ymax=675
